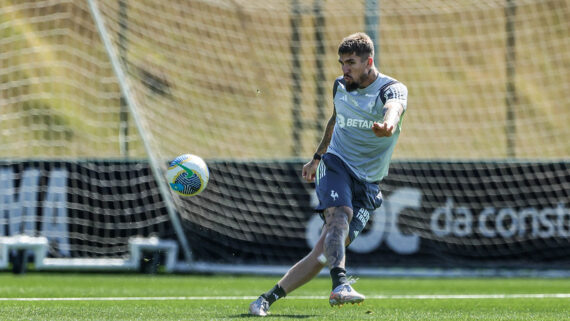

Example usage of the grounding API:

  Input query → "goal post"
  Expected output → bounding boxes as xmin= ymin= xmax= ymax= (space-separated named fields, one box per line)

xmin=86 ymin=0 xmax=193 ymax=263
xmin=1 ymin=0 xmax=569 ymax=275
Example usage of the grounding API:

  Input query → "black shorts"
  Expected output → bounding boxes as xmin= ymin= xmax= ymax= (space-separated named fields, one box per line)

xmin=315 ymin=153 xmax=383 ymax=242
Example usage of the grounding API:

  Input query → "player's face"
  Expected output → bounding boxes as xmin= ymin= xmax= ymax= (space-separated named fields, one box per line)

xmin=338 ymin=53 xmax=372 ymax=91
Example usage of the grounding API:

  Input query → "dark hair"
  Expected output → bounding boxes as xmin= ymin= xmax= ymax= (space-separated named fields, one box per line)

xmin=337 ymin=32 xmax=374 ymax=60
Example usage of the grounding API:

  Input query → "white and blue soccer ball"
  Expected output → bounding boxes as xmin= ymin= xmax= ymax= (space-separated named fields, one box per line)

xmin=166 ymin=154 xmax=209 ymax=196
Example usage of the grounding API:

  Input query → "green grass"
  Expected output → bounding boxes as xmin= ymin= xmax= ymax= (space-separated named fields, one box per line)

xmin=0 ymin=273 xmax=568 ymax=320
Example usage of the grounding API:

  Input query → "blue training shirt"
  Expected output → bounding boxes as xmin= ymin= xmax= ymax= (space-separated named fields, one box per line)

xmin=327 ymin=73 xmax=408 ymax=183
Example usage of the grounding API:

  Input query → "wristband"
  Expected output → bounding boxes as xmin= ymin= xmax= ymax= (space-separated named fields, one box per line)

xmin=313 ymin=153 xmax=322 ymax=161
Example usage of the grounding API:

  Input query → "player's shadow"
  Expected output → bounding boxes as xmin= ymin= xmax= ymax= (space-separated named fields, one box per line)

xmin=233 ymin=313 xmax=315 ymax=319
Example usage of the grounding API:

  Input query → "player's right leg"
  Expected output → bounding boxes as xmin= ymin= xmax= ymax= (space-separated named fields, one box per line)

xmin=249 ymin=296 xmax=270 ymax=316
xmin=278 ymin=227 xmax=327 ymax=292
xmin=249 ymin=228 xmax=327 ymax=316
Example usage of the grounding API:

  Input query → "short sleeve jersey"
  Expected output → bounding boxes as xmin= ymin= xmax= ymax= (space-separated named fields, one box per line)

xmin=327 ymin=73 xmax=408 ymax=182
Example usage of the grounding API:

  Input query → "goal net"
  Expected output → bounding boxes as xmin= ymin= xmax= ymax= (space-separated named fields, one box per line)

xmin=1 ymin=0 xmax=568 ymax=273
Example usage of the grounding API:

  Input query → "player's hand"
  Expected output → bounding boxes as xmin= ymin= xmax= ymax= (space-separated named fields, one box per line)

xmin=372 ymin=121 xmax=394 ymax=137
xmin=302 ymin=159 xmax=319 ymax=183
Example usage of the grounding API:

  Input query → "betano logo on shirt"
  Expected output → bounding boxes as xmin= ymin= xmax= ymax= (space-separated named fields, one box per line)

xmin=336 ymin=114 xmax=376 ymax=129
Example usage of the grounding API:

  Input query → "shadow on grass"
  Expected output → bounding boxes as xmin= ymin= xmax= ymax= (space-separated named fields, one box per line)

xmin=232 ymin=313 xmax=315 ymax=319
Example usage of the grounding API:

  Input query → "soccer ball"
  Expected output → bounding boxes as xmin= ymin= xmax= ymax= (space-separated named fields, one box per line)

xmin=166 ymin=154 xmax=209 ymax=196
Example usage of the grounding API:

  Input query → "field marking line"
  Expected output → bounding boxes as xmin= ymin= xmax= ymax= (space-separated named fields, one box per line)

xmin=371 ymin=294 xmax=570 ymax=299
xmin=0 ymin=294 xmax=568 ymax=301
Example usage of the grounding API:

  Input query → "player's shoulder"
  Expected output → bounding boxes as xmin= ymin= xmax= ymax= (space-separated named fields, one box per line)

xmin=377 ymin=73 xmax=406 ymax=90
xmin=377 ymin=73 xmax=408 ymax=104
xmin=332 ymin=76 xmax=346 ymax=98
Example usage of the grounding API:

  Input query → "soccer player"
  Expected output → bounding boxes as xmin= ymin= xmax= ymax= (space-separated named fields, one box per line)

xmin=249 ymin=32 xmax=408 ymax=316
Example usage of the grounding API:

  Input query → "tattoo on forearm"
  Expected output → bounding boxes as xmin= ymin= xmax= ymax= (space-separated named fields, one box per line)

xmin=384 ymin=103 xmax=403 ymax=128
xmin=316 ymin=115 xmax=336 ymax=155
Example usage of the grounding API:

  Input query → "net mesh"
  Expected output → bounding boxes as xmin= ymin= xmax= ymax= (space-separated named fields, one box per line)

xmin=1 ymin=0 xmax=568 ymax=267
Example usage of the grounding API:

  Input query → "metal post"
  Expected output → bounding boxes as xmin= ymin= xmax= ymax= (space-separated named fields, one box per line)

xmin=505 ymin=0 xmax=517 ymax=158
xmin=118 ymin=0 xmax=129 ymax=157
xmin=313 ymin=0 xmax=326 ymax=136
xmin=290 ymin=0 xmax=302 ymax=156
xmin=365 ymin=0 xmax=380 ymax=65
xmin=88 ymin=0 xmax=194 ymax=263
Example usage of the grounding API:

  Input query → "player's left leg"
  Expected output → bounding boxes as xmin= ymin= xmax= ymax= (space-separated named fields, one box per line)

xmin=323 ymin=205 xmax=366 ymax=307
xmin=329 ymin=281 xmax=365 ymax=307
xmin=323 ymin=206 xmax=352 ymax=290
xmin=249 ymin=208 xmax=370 ymax=315
xmin=328 ymin=183 xmax=383 ymax=307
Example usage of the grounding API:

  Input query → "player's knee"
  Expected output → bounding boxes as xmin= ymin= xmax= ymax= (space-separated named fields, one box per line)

xmin=339 ymin=206 xmax=353 ymax=222
xmin=325 ymin=207 xmax=350 ymax=231
xmin=316 ymin=253 xmax=328 ymax=265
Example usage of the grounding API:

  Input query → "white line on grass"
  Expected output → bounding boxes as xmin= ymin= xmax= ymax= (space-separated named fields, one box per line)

xmin=0 ymin=294 xmax=568 ymax=301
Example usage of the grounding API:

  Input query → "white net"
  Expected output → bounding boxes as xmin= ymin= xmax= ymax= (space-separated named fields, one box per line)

xmin=2 ymin=1 xmax=568 ymax=160
xmin=81 ymin=0 xmax=570 ymax=160
xmin=1 ymin=1 xmax=136 ymax=157
xmin=0 ymin=1 xmax=170 ymax=264
xmin=1 ymin=0 xmax=568 ymax=270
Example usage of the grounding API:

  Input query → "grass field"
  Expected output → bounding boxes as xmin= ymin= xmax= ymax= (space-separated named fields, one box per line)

xmin=0 ymin=273 xmax=568 ymax=320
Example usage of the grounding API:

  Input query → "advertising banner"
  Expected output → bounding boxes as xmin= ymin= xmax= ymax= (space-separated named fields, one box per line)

xmin=1 ymin=160 xmax=568 ymax=269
